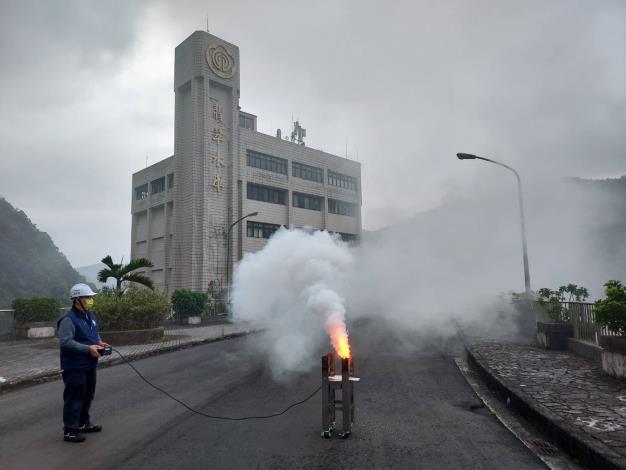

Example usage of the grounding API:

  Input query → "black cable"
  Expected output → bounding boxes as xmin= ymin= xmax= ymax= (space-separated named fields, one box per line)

xmin=111 ymin=348 xmax=321 ymax=421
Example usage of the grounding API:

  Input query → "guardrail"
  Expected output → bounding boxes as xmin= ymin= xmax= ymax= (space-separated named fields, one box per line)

xmin=0 ymin=308 xmax=68 ymax=340
xmin=0 ymin=309 xmax=15 ymax=340
xmin=563 ymin=301 xmax=620 ymax=346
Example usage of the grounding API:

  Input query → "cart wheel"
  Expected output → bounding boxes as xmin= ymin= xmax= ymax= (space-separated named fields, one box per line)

xmin=321 ymin=430 xmax=332 ymax=438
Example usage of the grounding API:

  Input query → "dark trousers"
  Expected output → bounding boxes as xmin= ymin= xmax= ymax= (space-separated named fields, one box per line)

xmin=62 ymin=368 xmax=97 ymax=431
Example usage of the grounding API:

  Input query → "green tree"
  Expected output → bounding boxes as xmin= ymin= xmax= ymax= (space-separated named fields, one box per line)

xmin=97 ymin=255 xmax=154 ymax=295
xmin=595 ymin=280 xmax=626 ymax=335
xmin=93 ymin=288 xmax=169 ymax=331
xmin=12 ymin=296 xmax=61 ymax=323
xmin=536 ymin=283 xmax=590 ymax=322
xmin=171 ymin=289 xmax=207 ymax=318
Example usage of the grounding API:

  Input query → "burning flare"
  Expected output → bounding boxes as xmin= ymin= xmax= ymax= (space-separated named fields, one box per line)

xmin=329 ymin=322 xmax=351 ymax=359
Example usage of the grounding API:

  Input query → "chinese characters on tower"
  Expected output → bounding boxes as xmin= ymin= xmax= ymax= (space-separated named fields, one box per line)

xmin=211 ymin=101 xmax=225 ymax=191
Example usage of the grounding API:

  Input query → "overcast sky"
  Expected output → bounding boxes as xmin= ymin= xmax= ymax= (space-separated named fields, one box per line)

xmin=0 ymin=0 xmax=624 ymax=267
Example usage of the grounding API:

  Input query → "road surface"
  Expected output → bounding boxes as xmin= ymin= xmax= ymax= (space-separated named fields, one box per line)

xmin=0 ymin=329 xmax=545 ymax=469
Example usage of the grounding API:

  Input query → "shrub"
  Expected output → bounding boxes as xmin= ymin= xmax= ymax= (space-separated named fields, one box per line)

xmin=12 ymin=296 xmax=62 ymax=323
xmin=171 ymin=289 xmax=207 ymax=317
xmin=595 ymin=280 xmax=626 ymax=335
xmin=93 ymin=288 xmax=169 ymax=331
xmin=536 ymin=284 xmax=589 ymax=322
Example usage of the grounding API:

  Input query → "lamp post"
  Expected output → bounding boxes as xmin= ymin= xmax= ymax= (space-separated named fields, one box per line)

xmin=456 ymin=153 xmax=531 ymax=298
xmin=225 ymin=211 xmax=258 ymax=311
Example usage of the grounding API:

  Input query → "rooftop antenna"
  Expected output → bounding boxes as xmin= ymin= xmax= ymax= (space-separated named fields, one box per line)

xmin=206 ymin=15 xmax=209 ymax=33
xmin=291 ymin=120 xmax=306 ymax=145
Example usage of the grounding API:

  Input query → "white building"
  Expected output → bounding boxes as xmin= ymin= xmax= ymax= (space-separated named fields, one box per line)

xmin=131 ymin=31 xmax=362 ymax=297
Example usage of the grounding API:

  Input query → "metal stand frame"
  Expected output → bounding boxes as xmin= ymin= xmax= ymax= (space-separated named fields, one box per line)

xmin=321 ymin=352 xmax=359 ymax=438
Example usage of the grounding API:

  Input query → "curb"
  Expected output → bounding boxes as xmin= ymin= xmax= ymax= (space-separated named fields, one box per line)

xmin=0 ymin=330 xmax=257 ymax=394
xmin=467 ymin=345 xmax=626 ymax=470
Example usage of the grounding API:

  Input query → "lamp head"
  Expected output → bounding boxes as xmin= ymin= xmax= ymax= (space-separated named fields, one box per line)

xmin=248 ymin=212 xmax=259 ymax=217
xmin=456 ymin=153 xmax=477 ymax=160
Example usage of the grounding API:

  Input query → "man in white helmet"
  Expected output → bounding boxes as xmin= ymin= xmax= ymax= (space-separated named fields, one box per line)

xmin=57 ymin=283 xmax=109 ymax=443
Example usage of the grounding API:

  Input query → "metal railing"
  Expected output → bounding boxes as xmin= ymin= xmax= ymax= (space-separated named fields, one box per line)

xmin=564 ymin=301 xmax=620 ymax=346
xmin=0 ymin=308 xmax=68 ymax=340
xmin=0 ymin=309 xmax=15 ymax=340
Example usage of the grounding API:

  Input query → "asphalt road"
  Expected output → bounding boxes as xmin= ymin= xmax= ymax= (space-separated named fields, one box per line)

xmin=0 ymin=329 xmax=545 ymax=469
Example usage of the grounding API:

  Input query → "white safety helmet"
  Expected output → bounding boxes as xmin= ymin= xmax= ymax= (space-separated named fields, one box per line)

xmin=69 ymin=283 xmax=97 ymax=299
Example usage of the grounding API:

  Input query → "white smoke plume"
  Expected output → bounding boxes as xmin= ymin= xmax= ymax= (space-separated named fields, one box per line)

xmin=231 ymin=228 xmax=353 ymax=379
xmin=232 ymin=177 xmax=625 ymax=380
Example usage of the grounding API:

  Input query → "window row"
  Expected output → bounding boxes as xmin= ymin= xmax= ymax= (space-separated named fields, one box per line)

xmin=240 ymin=114 xmax=255 ymax=130
xmin=292 ymin=161 xmax=323 ymax=183
xmin=330 ymin=231 xmax=357 ymax=243
xmin=246 ymin=149 xmax=357 ymax=191
xmin=246 ymin=221 xmax=357 ymax=243
xmin=247 ymin=150 xmax=288 ymax=175
xmin=293 ymin=192 xmax=322 ymax=211
xmin=246 ymin=182 xmax=287 ymax=205
xmin=134 ymin=173 xmax=174 ymax=200
xmin=247 ymin=221 xmax=282 ymax=239
xmin=327 ymin=170 xmax=357 ymax=191
xmin=247 ymin=183 xmax=357 ymax=216
xmin=328 ymin=198 xmax=356 ymax=217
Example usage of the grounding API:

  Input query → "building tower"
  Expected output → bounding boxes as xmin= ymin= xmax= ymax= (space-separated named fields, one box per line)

xmin=171 ymin=31 xmax=240 ymax=293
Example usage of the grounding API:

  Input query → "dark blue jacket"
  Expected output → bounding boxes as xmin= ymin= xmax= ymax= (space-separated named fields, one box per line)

xmin=58 ymin=308 xmax=100 ymax=370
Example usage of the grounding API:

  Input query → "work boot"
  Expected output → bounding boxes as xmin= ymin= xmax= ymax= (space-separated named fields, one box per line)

xmin=63 ymin=430 xmax=86 ymax=443
xmin=78 ymin=422 xmax=102 ymax=433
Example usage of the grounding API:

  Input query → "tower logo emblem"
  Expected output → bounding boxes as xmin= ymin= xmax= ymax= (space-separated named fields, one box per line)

xmin=206 ymin=43 xmax=236 ymax=79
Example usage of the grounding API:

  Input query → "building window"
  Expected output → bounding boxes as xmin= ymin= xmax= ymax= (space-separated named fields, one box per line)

xmin=151 ymin=177 xmax=165 ymax=194
xmin=247 ymin=150 xmax=287 ymax=175
xmin=135 ymin=184 xmax=149 ymax=200
xmin=167 ymin=173 xmax=174 ymax=189
xmin=328 ymin=198 xmax=356 ymax=217
xmin=293 ymin=192 xmax=322 ymax=211
xmin=240 ymin=114 xmax=255 ymax=130
xmin=247 ymin=221 xmax=281 ymax=239
xmin=292 ymin=161 xmax=323 ymax=183
xmin=329 ymin=231 xmax=357 ymax=243
xmin=338 ymin=232 xmax=357 ymax=242
xmin=327 ymin=170 xmax=357 ymax=191
xmin=247 ymin=182 xmax=287 ymax=205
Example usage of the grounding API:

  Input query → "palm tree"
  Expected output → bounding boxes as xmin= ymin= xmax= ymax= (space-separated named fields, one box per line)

xmin=97 ymin=255 xmax=154 ymax=295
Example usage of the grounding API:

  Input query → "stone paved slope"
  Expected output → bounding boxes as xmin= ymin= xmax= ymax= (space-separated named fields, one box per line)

xmin=469 ymin=342 xmax=626 ymax=469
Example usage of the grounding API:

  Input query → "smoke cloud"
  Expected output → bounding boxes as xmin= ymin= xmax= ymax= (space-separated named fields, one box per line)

xmin=232 ymin=229 xmax=353 ymax=380
xmin=232 ymin=175 xmax=625 ymax=381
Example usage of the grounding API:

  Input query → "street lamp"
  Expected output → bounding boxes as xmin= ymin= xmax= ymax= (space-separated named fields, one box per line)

xmin=456 ymin=153 xmax=531 ymax=297
xmin=225 ymin=211 xmax=258 ymax=311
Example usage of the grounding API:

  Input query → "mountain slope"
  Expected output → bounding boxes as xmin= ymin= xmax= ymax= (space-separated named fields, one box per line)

xmin=0 ymin=197 xmax=85 ymax=307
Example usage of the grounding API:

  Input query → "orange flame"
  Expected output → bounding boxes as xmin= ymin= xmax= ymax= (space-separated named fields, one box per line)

xmin=329 ymin=323 xmax=351 ymax=359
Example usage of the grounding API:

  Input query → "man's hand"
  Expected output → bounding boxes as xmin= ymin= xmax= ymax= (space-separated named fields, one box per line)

xmin=89 ymin=345 xmax=101 ymax=358
xmin=99 ymin=342 xmax=110 ymax=348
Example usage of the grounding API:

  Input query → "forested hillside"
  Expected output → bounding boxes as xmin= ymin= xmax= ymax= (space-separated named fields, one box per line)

xmin=0 ymin=197 xmax=85 ymax=307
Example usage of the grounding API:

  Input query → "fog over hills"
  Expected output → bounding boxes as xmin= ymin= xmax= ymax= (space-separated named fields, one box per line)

xmin=363 ymin=175 xmax=626 ymax=303
xmin=76 ymin=262 xmax=116 ymax=288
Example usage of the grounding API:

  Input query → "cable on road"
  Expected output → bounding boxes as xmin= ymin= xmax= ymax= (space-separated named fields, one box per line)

xmin=111 ymin=348 xmax=322 ymax=421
